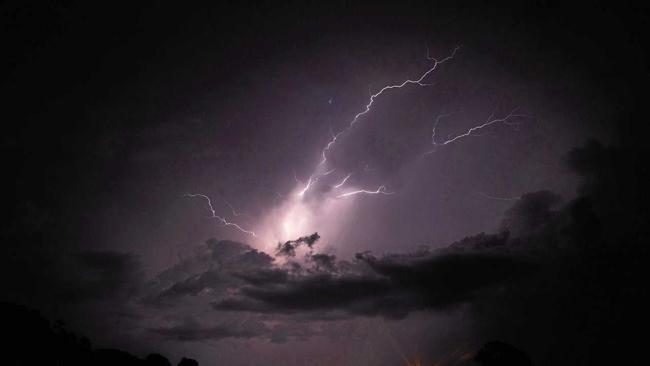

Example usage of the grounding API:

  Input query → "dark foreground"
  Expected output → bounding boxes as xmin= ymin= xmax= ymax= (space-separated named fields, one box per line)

xmin=3 ymin=302 xmax=532 ymax=366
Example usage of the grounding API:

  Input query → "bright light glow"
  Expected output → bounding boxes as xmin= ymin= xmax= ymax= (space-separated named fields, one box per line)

xmin=184 ymin=45 xmax=525 ymax=253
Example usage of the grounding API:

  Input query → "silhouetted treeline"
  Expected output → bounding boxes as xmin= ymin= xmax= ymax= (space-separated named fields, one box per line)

xmin=473 ymin=341 xmax=532 ymax=366
xmin=1 ymin=302 xmax=198 ymax=366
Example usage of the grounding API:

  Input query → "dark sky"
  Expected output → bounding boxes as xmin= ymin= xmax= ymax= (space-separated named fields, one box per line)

xmin=1 ymin=2 xmax=648 ymax=365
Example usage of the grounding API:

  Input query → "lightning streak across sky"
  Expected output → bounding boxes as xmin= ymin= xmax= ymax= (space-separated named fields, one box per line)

xmin=475 ymin=191 xmax=521 ymax=201
xmin=297 ymin=175 xmax=316 ymax=196
xmin=185 ymin=193 xmax=257 ymax=237
xmin=187 ymin=44 xmax=527 ymax=244
xmin=337 ymin=185 xmax=393 ymax=198
xmin=333 ymin=173 xmax=353 ymax=189
xmin=295 ymin=46 xmax=462 ymax=197
xmin=423 ymin=109 xmax=525 ymax=156
xmin=318 ymin=45 xmax=461 ymax=167
xmin=296 ymin=169 xmax=335 ymax=197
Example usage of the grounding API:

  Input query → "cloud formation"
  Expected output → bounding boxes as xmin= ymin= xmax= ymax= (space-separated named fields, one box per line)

xmin=5 ymin=140 xmax=643 ymax=365
xmin=214 ymin=244 xmax=531 ymax=319
xmin=275 ymin=232 xmax=321 ymax=257
xmin=150 ymin=319 xmax=259 ymax=341
xmin=142 ymin=141 xmax=647 ymax=365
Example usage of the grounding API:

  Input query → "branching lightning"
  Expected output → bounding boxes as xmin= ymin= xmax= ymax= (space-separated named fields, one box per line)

xmin=297 ymin=175 xmax=315 ymax=196
xmin=297 ymin=169 xmax=336 ymax=196
xmin=336 ymin=185 xmax=393 ymax=199
xmin=318 ymin=45 xmax=461 ymax=167
xmin=185 ymin=193 xmax=257 ymax=237
xmin=333 ymin=173 xmax=353 ymax=189
xmin=475 ymin=191 xmax=520 ymax=201
xmin=185 ymin=44 xmax=526 ymax=245
xmin=423 ymin=109 xmax=525 ymax=156
xmin=293 ymin=46 xmax=462 ymax=198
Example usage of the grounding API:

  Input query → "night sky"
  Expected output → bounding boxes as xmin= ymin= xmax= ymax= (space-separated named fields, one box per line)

xmin=2 ymin=2 xmax=648 ymax=365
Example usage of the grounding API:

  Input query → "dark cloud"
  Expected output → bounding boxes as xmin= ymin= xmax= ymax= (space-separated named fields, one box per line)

xmin=236 ymin=269 xmax=290 ymax=286
xmin=275 ymin=233 xmax=321 ymax=257
xmin=213 ymin=273 xmax=392 ymax=315
xmin=155 ymin=270 xmax=224 ymax=299
xmin=467 ymin=141 xmax=648 ymax=365
xmin=66 ymin=251 xmax=144 ymax=300
xmin=499 ymin=190 xmax=561 ymax=237
xmin=213 ymin=243 xmax=531 ymax=319
xmin=308 ymin=253 xmax=337 ymax=272
xmin=566 ymin=139 xmax=648 ymax=228
xmin=147 ymin=240 xmax=274 ymax=304
xmin=1 ymin=248 xmax=144 ymax=306
xmin=151 ymin=239 xmax=267 ymax=293
xmin=150 ymin=321 xmax=257 ymax=341
xmin=149 ymin=316 xmax=317 ymax=345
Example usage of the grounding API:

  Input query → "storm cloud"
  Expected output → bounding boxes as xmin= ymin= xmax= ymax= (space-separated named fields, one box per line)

xmin=142 ymin=141 xmax=647 ymax=365
xmin=213 ymin=243 xmax=531 ymax=318
xmin=275 ymin=232 xmax=321 ymax=257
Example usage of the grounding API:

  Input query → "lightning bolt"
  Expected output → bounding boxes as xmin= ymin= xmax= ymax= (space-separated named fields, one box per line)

xmin=185 ymin=193 xmax=257 ymax=237
xmin=292 ymin=46 xmax=461 ymax=198
xmin=319 ymin=45 xmax=461 ymax=167
xmin=424 ymin=108 xmax=525 ymax=156
xmin=297 ymin=175 xmax=315 ymax=196
xmin=186 ymin=44 xmax=527 ymax=244
xmin=333 ymin=173 xmax=353 ymax=189
xmin=297 ymin=169 xmax=335 ymax=197
xmin=336 ymin=185 xmax=393 ymax=199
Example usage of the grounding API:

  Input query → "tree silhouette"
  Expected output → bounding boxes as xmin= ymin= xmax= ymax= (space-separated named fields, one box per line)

xmin=178 ymin=357 xmax=199 ymax=366
xmin=1 ymin=302 xmax=198 ymax=366
xmin=473 ymin=341 xmax=532 ymax=366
